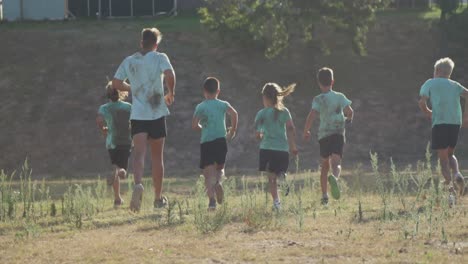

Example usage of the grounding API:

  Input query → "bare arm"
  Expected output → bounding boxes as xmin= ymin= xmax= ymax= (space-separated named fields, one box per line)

xmin=254 ymin=113 xmax=263 ymax=140
xmin=96 ymin=114 xmax=107 ymax=136
xmin=344 ymin=105 xmax=354 ymax=121
xmin=461 ymin=89 xmax=468 ymax=126
xmin=226 ymin=105 xmax=238 ymax=140
xmin=112 ymin=78 xmax=131 ymax=92
xmin=164 ymin=70 xmax=176 ymax=105
xmin=418 ymin=96 xmax=432 ymax=119
xmin=461 ymin=88 xmax=468 ymax=99
xmin=303 ymin=110 xmax=318 ymax=141
xmin=286 ymin=120 xmax=298 ymax=155
xmin=192 ymin=116 xmax=202 ymax=131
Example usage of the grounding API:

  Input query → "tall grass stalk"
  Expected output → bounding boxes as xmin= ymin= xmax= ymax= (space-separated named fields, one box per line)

xmin=192 ymin=176 xmax=231 ymax=234
xmin=370 ymin=152 xmax=392 ymax=220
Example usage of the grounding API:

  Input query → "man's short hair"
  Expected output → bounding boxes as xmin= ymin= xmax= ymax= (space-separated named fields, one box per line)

xmin=434 ymin=57 xmax=454 ymax=77
xmin=204 ymin=77 xmax=220 ymax=94
xmin=141 ymin=28 xmax=162 ymax=49
xmin=317 ymin=67 xmax=334 ymax=86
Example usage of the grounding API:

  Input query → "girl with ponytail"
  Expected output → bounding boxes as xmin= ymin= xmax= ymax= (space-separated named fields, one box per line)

xmin=254 ymin=83 xmax=298 ymax=210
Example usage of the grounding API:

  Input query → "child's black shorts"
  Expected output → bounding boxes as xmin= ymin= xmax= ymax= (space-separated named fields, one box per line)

xmin=108 ymin=145 xmax=131 ymax=170
xmin=259 ymin=149 xmax=289 ymax=174
xmin=431 ymin=124 xmax=460 ymax=150
xmin=131 ymin=117 xmax=167 ymax=140
xmin=200 ymin=138 xmax=228 ymax=169
xmin=319 ymin=134 xmax=345 ymax=158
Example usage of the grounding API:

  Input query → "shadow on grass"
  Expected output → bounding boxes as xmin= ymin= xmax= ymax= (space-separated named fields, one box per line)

xmin=0 ymin=210 xmax=170 ymax=235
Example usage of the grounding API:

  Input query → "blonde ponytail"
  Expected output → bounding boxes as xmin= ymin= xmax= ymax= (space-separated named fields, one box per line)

xmin=278 ymin=83 xmax=296 ymax=97
xmin=262 ymin=82 xmax=296 ymax=119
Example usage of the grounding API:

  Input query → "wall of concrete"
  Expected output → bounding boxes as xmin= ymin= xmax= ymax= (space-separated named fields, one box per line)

xmin=3 ymin=0 xmax=66 ymax=21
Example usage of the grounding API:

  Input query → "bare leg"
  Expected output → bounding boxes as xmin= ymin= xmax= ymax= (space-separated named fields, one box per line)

xmin=448 ymin=148 xmax=460 ymax=175
xmin=216 ymin=164 xmax=225 ymax=183
xmin=449 ymin=147 xmax=466 ymax=196
xmin=150 ymin=137 xmax=165 ymax=201
xmin=269 ymin=173 xmax=279 ymax=203
xmin=330 ymin=154 xmax=342 ymax=178
xmin=112 ymin=167 xmax=121 ymax=201
xmin=132 ymin=133 xmax=148 ymax=185
xmin=438 ymin=149 xmax=451 ymax=185
xmin=203 ymin=165 xmax=216 ymax=200
xmin=320 ymin=158 xmax=330 ymax=197
xmin=214 ymin=164 xmax=225 ymax=204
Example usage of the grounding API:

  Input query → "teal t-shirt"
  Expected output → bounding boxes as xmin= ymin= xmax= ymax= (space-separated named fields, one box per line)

xmin=98 ymin=101 xmax=132 ymax=149
xmin=420 ymin=78 xmax=466 ymax=127
xmin=254 ymin=107 xmax=292 ymax=152
xmin=194 ymin=99 xmax=231 ymax=144
xmin=312 ymin=90 xmax=352 ymax=140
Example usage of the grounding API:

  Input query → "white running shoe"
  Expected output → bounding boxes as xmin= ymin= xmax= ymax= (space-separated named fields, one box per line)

xmin=273 ymin=201 xmax=281 ymax=211
xmin=117 ymin=168 xmax=127 ymax=179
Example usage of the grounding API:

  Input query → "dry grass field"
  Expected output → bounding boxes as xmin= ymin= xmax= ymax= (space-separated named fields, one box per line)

xmin=0 ymin=159 xmax=466 ymax=263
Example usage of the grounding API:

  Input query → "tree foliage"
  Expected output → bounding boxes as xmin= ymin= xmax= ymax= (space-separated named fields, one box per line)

xmin=436 ymin=0 xmax=460 ymax=21
xmin=444 ymin=4 xmax=468 ymax=46
xmin=199 ymin=0 xmax=389 ymax=58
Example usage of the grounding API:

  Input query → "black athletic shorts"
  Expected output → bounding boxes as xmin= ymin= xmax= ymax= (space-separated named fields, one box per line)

xmin=259 ymin=149 xmax=289 ymax=174
xmin=131 ymin=117 xmax=167 ymax=139
xmin=200 ymin=138 xmax=228 ymax=169
xmin=108 ymin=145 xmax=131 ymax=170
xmin=431 ymin=124 xmax=460 ymax=150
xmin=319 ymin=134 xmax=345 ymax=158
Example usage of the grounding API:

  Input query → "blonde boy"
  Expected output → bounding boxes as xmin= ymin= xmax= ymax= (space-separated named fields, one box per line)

xmin=419 ymin=58 xmax=467 ymax=205
xmin=113 ymin=28 xmax=176 ymax=212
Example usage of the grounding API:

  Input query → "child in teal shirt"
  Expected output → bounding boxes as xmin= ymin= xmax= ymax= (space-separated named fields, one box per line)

xmin=192 ymin=77 xmax=238 ymax=210
xmin=303 ymin=67 xmax=354 ymax=205
xmin=96 ymin=82 xmax=132 ymax=208
xmin=255 ymin=83 xmax=298 ymax=210
xmin=419 ymin=57 xmax=468 ymax=206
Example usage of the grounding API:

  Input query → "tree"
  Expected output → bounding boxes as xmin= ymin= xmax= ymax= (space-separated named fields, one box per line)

xmin=199 ymin=0 xmax=389 ymax=58
xmin=437 ymin=0 xmax=460 ymax=22
xmin=436 ymin=0 xmax=462 ymax=55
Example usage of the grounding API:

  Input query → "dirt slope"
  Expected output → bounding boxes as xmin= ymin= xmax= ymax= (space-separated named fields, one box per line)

xmin=0 ymin=15 xmax=467 ymax=177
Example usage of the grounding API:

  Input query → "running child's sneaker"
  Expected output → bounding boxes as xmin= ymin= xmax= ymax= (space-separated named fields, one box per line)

xmin=208 ymin=198 xmax=217 ymax=211
xmin=214 ymin=182 xmax=224 ymax=204
xmin=321 ymin=197 xmax=329 ymax=206
xmin=117 ymin=168 xmax=127 ymax=179
xmin=454 ymin=172 xmax=465 ymax=196
xmin=154 ymin=196 xmax=168 ymax=209
xmin=273 ymin=200 xmax=281 ymax=211
xmin=130 ymin=184 xmax=144 ymax=212
xmin=114 ymin=199 xmax=124 ymax=209
xmin=328 ymin=175 xmax=341 ymax=200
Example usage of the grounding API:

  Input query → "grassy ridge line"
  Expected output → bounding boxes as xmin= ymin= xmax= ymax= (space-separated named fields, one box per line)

xmin=0 ymin=13 xmax=201 ymax=32
xmin=0 ymin=8 xmax=446 ymax=31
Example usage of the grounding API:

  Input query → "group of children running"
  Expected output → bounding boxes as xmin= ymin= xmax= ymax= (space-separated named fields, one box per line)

xmin=97 ymin=27 xmax=466 ymax=212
